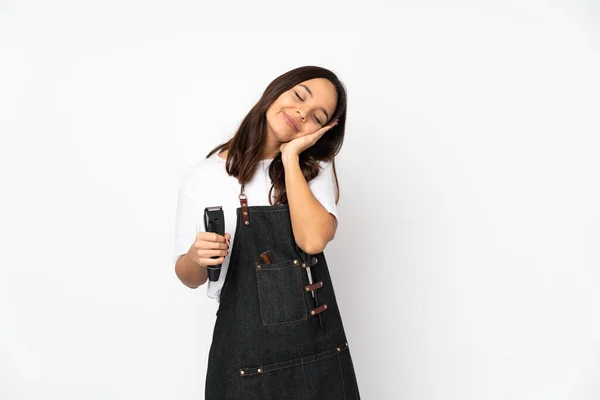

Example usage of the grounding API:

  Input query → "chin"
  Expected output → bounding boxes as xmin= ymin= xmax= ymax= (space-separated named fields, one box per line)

xmin=269 ymin=124 xmax=294 ymax=142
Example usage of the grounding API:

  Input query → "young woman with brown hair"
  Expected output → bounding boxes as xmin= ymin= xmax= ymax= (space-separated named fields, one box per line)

xmin=173 ymin=65 xmax=360 ymax=399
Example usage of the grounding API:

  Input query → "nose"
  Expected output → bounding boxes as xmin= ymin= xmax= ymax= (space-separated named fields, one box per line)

xmin=296 ymin=109 xmax=306 ymax=122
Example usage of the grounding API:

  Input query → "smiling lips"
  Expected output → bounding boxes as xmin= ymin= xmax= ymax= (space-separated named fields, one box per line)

xmin=282 ymin=112 xmax=299 ymax=131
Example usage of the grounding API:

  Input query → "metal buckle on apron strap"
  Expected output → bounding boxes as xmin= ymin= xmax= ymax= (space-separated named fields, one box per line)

xmin=304 ymin=281 xmax=323 ymax=292
xmin=301 ymin=259 xmax=318 ymax=298
xmin=295 ymin=246 xmax=326 ymax=330
xmin=310 ymin=303 xmax=328 ymax=316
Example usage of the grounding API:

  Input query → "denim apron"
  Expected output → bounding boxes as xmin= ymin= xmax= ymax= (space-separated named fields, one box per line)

xmin=205 ymin=184 xmax=361 ymax=399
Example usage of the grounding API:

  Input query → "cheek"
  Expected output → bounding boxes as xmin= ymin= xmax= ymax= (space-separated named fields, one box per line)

xmin=267 ymin=100 xmax=287 ymax=118
xmin=266 ymin=104 xmax=281 ymax=122
xmin=278 ymin=94 xmax=297 ymax=109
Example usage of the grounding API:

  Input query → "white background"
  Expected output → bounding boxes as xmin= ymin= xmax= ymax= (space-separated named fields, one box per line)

xmin=1 ymin=1 xmax=599 ymax=399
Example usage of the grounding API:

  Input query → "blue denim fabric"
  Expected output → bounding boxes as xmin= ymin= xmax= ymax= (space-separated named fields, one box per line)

xmin=205 ymin=204 xmax=360 ymax=399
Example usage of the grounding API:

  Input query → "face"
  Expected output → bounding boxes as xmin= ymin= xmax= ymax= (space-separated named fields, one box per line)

xmin=265 ymin=78 xmax=338 ymax=142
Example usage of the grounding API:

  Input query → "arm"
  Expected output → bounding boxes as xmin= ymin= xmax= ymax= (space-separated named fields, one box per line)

xmin=283 ymin=153 xmax=337 ymax=255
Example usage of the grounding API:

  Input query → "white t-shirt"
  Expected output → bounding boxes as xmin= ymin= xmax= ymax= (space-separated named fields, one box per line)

xmin=172 ymin=150 xmax=339 ymax=302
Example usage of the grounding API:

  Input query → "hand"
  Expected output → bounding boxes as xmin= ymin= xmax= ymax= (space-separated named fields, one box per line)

xmin=187 ymin=232 xmax=231 ymax=268
xmin=280 ymin=119 xmax=338 ymax=159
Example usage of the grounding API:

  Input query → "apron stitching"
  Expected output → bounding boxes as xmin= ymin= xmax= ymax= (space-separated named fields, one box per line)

xmin=255 ymin=266 xmax=267 ymax=327
xmin=240 ymin=344 xmax=348 ymax=373
xmin=260 ymin=373 xmax=267 ymax=400
xmin=260 ymin=348 xmax=346 ymax=373
xmin=239 ymin=370 xmax=246 ymax=400
xmin=337 ymin=352 xmax=347 ymax=400
xmin=263 ymin=316 xmax=308 ymax=327
xmin=257 ymin=266 xmax=295 ymax=271
xmin=301 ymin=362 xmax=309 ymax=400
xmin=256 ymin=262 xmax=308 ymax=327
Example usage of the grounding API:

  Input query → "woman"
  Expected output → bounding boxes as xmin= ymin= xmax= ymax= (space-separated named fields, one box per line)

xmin=173 ymin=65 xmax=360 ymax=399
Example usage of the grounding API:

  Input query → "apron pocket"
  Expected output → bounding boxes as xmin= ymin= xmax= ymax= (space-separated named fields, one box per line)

xmin=255 ymin=258 xmax=307 ymax=326
xmin=240 ymin=342 xmax=349 ymax=400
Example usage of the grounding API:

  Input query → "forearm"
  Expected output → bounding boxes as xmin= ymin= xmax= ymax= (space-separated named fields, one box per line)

xmin=175 ymin=245 xmax=208 ymax=289
xmin=283 ymin=154 xmax=336 ymax=254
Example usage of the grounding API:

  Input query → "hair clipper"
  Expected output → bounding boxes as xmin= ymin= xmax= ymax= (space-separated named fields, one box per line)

xmin=203 ymin=206 xmax=225 ymax=282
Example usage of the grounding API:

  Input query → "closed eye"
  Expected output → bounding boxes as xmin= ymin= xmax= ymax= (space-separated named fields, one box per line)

xmin=295 ymin=91 xmax=323 ymax=125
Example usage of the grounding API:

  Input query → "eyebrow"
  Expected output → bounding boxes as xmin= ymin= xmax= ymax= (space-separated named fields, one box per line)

xmin=299 ymin=84 xmax=330 ymax=121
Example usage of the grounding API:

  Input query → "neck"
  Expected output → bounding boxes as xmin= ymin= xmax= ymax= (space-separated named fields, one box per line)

xmin=263 ymin=126 xmax=282 ymax=160
xmin=219 ymin=129 xmax=282 ymax=161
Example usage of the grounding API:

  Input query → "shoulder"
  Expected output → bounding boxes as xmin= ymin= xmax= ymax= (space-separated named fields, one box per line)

xmin=312 ymin=160 xmax=335 ymax=180
xmin=178 ymin=154 xmax=224 ymax=194
xmin=317 ymin=159 xmax=333 ymax=170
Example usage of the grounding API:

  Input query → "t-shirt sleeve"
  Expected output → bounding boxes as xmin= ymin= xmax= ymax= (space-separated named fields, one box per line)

xmin=172 ymin=169 xmax=203 ymax=265
xmin=308 ymin=161 xmax=339 ymax=227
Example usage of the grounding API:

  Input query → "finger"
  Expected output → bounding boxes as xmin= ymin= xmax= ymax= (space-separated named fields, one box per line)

xmin=199 ymin=256 xmax=226 ymax=266
xmin=323 ymin=120 xmax=338 ymax=132
xmin=220 ymin=233 xmax=230 ymax=246
xmin=323 ymin=121 xmax=338 ymax=133
xmin=198 ymin=248 xmax=228 ymax=258
xmin=309 ymin=126 xmax=330 ymax=139
xmin=205 ymin=232 xmax=227 ymax=242
xmin=315 ymin=126 xmax=331 ymax=138
xmin=199 ymin=240 xmax=228 ymax=250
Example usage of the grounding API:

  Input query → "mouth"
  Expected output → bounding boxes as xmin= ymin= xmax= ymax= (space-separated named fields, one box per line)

xmin=282 ymin=111 xmax=300 ymax=131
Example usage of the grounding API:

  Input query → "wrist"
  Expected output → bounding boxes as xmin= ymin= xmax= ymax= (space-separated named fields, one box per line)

xmin=281 ymin=151 xmax=299 ymax=166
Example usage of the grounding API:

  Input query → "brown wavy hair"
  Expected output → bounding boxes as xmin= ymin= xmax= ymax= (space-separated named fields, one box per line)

xmin=206 ymin=65 xmax=347 ymax=206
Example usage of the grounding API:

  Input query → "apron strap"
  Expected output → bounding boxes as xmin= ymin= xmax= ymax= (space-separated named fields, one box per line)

xmin=239 ymin=183 xmax=249 ymax=226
